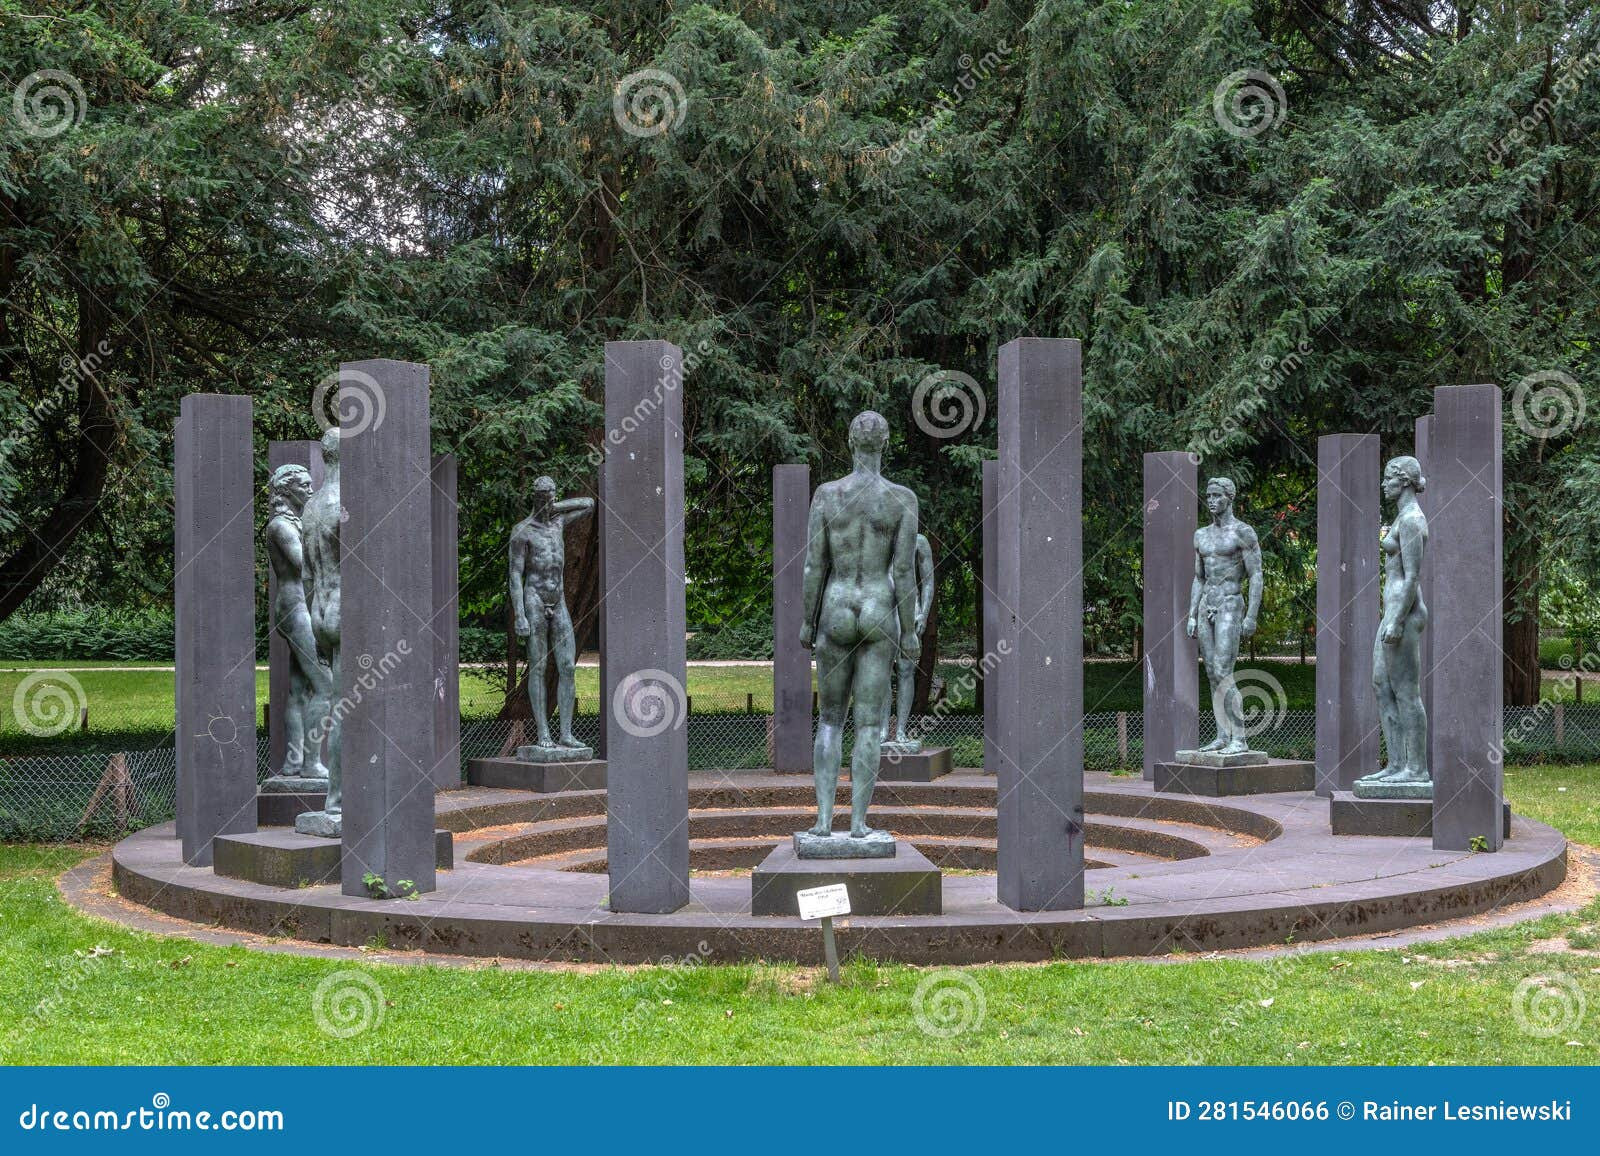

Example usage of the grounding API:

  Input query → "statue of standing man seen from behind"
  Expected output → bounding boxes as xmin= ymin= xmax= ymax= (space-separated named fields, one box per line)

xmin=294 ymin=428 xmax=344 ymax=838
xmin=1182 ymin=476 xmax=1265 ymax=764
xmin=509 ymin=476 xmax=595 ymax=761
xmin=798 ymin=411 xmax=919 ymax=857
xmin=263 ymin=463 xmax=333 ymax=787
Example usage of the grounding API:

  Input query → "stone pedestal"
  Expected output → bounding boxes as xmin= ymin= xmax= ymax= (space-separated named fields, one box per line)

xmin=266 ymin=440 xmax=325 ymax=779
xmin=256 ymin=777 xmax=327 ymax=826
xmin=1155 ymin=758 xmax=1315 ymax=797
xmin=1173 ymin=748 xmax=1268 ymax=768
xmin=1142 ymin=451 xmax=1199 ymax=780
xmin=994 ymin=337 xmax=1084 ymax=911
xmin=1331 ymin=792 xmax=1511 ymax=839
xmin=214 ymin=828 xmax=454 ymax=889
xmin=175 ymin=394 xmax=258 ymax=867
xmin=1315 ymin=433 xmax=1382 ymax=796
xmin=466 ymin=757 xmax=607 ymax=793
xmin=878 ymin=745 xmax=952 ymax=782
xmin=1427 ymin=384 xmax=1504 ymax=852
xmin=772 ymin=464 xmax=812 ymax=773
xmin=751 ymin=841 xmax=941 ymax=916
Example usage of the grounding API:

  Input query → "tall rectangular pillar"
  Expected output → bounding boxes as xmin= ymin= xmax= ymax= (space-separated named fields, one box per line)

xmin=595 ymin=461 xmax=607 ymax=760
xmin=1414 ymin=415 xmax=1435 ymax=745
xmin=430 ymin=453 xmax=460 ymax=790
xmin=603 ymin=341 xmax=690 ymax=913
xmin=266 ymin=440 xmax=324 ymax=776
xmin=981 ymin=458 xmax=999 ymax=774
xmin=338 ymin=360 xmax=439 ymax=897
xmin=995 ymin=338 xmax=1084 ymax=911
xmin=1142 ymin=452 xmax=1199 ymax=781
xmin=772 ymin=464 xmax=812 ymax=773
xmin=1315 ymin=434 xmax=1382 ymax=795
xmin=1428 ymin=385 xmax=1504 ymax=852
xmin=175 ymin=395 xmax=257 ymax=866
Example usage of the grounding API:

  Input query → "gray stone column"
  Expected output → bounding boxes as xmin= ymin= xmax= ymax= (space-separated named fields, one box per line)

xmin=1142 ymin=451 xmax=1198 ymax=781
xmin=1314 ymin=434 xmax=1382 ymax=795
xmin=430 ymin=453 xmax=460 ymax=790
xmin=175 ymin=395 xmax=257 ymax=866
xmin=995 ymin=338 xmax=1084 ymax=911
xmin=771 ymin=464 xmax=812 ymax=773
xmin=267 ymin=440 xmax=324 ymax=774
xmin=1414 ymin=415 xmax=1435 ymax=746
xmin=981 ymin=458 xmax=999 ymax=774
xmin=1427 ymin=385 xmax=1504 ymax=852
xmin=338 ymin=359 xmax=439 ymax=897
xmin=595 ymin=460 xmax=607 ymax=760
xmin=603 ymin=340 xmax=690 ymax=913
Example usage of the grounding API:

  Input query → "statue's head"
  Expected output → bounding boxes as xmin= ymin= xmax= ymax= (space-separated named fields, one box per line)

xmin=269 ymin=464 xmax=315 ymax=513
xmin=1204 ymin=476 xmax=1236 ymax=517
xmin=848 ymin=410 xmax=890 ymax=454
xmin=319 ymin=427 xmax=341 ymax=465
xmin=532 ymin=475 xmax=557 ymax=511
xmin=1383 ymin=455 xmax=1425 ymax=501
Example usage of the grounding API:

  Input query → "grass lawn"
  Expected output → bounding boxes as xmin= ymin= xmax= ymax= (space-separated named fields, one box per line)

xmin=0 ymin=765 xmax=1595 ymax=1065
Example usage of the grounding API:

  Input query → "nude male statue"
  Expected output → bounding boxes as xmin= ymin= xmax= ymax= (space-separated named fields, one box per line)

xmin=1185 ymin=476 xmax=1263 ymax=755
xmin=509 ymin=476 xmax=595 ymax=754
xmin=295 ymin=428 xmax=344 ymax=837
xmin=883 ymin=533 xmax=935 ymax=748
xmin=263 ymin=463 xmax=333 ymax=782
xmin=799 ymin=411 xmax=920 ymax=844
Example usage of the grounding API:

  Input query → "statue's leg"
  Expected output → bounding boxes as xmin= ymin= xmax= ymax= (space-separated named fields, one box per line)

xmin=324 ymin=642 xmax=342 ymax=814
xmin=1389 ymin=614 xmax=1428 ymax=781
xmin=1197 ymin=615 xmax=1226 ymax=750
xmin=849 ymin=636 xmax=896 ymax=838
xmin=527 ymin=611 xmax=554 ymax=747
xmin=286 ymin=606 xmax=331 ymax=778
xmin=1370 ymin=632 xmax=1400 ymax=780
xmin=810 ymin=637 xmax=851 ymax=836
xmin=553 ymin=603 xmax=579 ymax=746
xmin=1213 ymin=608 xmax=1246 ymax=752
xmin=895 ymin=654 xmax=916 ymax=743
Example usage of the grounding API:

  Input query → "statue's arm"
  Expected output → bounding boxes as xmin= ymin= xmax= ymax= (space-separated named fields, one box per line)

xmin=509 ymin=532 xmax=530 ymax=636
xmin=914 ymin=535 xmax=935 ymax=632
xmin=557 ymin=496 xmax=595 ymax=524
xmin=893 ymin=496 xmax=920 ymax=659
xmin=1242 ymin=527 xmax=1263 ymax=636
xmin=265 ymin=517 xmax=304 ymax=583
xmin=1186 ymin=532 xmax=1203 ymax=634
xmin=799 ymin=495 xmax=828 ymax=648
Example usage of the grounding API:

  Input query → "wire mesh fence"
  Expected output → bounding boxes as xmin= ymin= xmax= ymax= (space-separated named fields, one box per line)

xmin=4 ymin=700 xmax=1597 ymax=843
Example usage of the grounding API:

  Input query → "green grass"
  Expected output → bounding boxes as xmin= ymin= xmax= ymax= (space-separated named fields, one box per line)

xmin=0 ymin=766 xmax=1596 ymax=1065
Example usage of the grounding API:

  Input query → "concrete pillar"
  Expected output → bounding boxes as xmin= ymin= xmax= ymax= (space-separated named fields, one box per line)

xmin=338 ymin=359 xmax=439 ymax=897
xmin=267 ymin=440 xmax=324 ymax=776
xmin=1314 ymin=434 xmax=1382 ymax=795
xmin=1428 ymin=385 xmax=1504 ymax=852
xmin=981 ymin=458 xmax=999 ymax=774
xmin=1414 ymin=415 xmax=1435 ymax=746
xmin=430 ymin=453 xmax=460 ymax=790
xmin=595 ymin=460 xmax=607 ymax=760
xmin=1142 ymin=451 xmax=1199 ymax=780
xmin=175 ymin=395 xmax=257 ymax=866
xmin=771 ymin=464 xmax=811 ymax=773
xmin=602 ymin=341 xmax=690 ymax=913
xmin=995 ymin=338 xmax=1084 ymax=911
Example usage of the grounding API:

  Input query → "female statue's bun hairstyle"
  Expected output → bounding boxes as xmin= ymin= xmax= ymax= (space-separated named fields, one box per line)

xmin=1390 ymin=454 xmax=1425 ymax=493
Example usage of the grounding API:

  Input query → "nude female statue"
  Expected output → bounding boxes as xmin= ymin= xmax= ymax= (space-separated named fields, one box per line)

xmin=799 ymin=411 xmax=920 ymax=844
xmin=1357 ymin=455 xmax=1430 ymax=791
xmin=263 ymin=463 xmax=333 ymax=781
xmin=1185 ymin=477 xmax=1263 ymax=754
xmin=295 ymin=428 xmax=344 ymax=836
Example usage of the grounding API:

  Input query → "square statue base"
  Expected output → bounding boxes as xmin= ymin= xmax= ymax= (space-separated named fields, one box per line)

xmin=294 ymin=809 xmax=342 ymax=838
xmin=213 ymin=828 xmax=454 ymax=889
xmin=1155 ymin=758 xmax=1314 ymax=797
xmin=1353 ymin=779 xmax=1432 ymax=799
xmin=1330 ymin=793 xmax=1512 ymax=839
xmin=1173 ymin=748 xmax=1270 ymax=768
xmin=467 ymin=757 xmax=606 ymax=793
xmin=751 ymin=840 xmax=941 ymax=916
xmin=257 ymin=790 xmax=325 ymax=827
xmin=878 ymin=745 xmax=953 ymax=782
xmin=515 ymin=744 xmax=594 ymax=762
xmin=793 ymin=828 xmax=897 ymax=859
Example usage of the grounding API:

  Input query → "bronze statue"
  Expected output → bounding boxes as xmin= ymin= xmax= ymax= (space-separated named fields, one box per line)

xmin=263 ymin=463 xmax=333 ymax=783
xmin=1185 ymin=476 xmax=1263 ymax=755
xmin=883 ymin=533 xmax=935 ymax=749
xmin=295 ymin=429 xmax=344 ymax=837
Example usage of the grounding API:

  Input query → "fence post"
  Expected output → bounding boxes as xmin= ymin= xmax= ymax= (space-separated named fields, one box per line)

xmin=1554 ymin=703 xmax=1565 ymax=748
xmin=1116 ymin=711 xmax=1129 ymax=766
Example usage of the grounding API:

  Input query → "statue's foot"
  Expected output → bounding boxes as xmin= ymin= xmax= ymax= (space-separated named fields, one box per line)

xmin=305 ymin=762 xmax=330 ymax=780
xmin=849 ymin=824 xmax=885 ymax=840
xmin=1199 ymin=736 xmax=1227 ymax=752
xmin=807 ymin=821 xmax=832 ymax=838
xmin=1357 ymin=765 xmax=1396 ymax=784
xmin=1220 ymin=738 xmax=1249 ymax=755
xmin=557 ymin=736 xmax=584 ymax=749
xmin=1384 ymin=767 xmax=1430 ymax=784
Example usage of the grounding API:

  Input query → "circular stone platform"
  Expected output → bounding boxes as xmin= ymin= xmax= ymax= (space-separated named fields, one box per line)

xmin=104 ymin=771 xmax=1566 ymax=965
